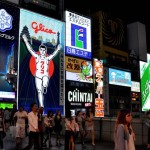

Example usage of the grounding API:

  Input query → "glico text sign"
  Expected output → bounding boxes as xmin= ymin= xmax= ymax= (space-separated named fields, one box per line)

xmin=65 ymin=10 xmax=91 ymax=59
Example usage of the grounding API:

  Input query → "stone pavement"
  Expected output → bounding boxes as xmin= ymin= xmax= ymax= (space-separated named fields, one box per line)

xmin=2 ymin=129 xmax=146 ymax=150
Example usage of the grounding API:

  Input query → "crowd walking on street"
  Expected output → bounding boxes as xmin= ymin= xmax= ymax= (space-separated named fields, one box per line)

xmin=1 ymin=104 xmax=148 ymax=150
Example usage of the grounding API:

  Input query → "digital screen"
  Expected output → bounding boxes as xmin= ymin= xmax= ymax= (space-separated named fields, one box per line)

xmin=65 ymin=56 xmax=93 ymax=83
xmin=140 ymin=54 xmax=150 ymax=111
xmin=18 ymin=9 xmax=65 ymax=114
xmin=0 ymin=2 xmax=19 ymax=100
xmin=65 ymin=10 xmax=91 ymax=59
xmin=109 ymin=68 xmax=131 ymax=87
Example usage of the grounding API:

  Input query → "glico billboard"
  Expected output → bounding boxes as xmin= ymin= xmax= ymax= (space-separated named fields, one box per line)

xmin=18 ymin=9 xmax=65 ymax=114
xmin=65 ymin=10 xmax=91 ymax=59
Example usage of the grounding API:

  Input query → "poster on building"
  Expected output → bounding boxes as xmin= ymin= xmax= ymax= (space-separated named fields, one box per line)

xmin=65 ymin=80 xmax=93 ymax=113
xmin=0 ymin=2 xmax=19 ymax=100
xmin=66 ymin=56 xmax=93 ymax=83
xmin=65 ymin=10 xmax=91 ymax=59
xmin=18 ymin=9 xmax=65 ymax=114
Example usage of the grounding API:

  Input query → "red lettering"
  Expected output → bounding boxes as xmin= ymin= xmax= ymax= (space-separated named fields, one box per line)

xmin=40 ymin=61 xmax=44 ymax=74
xmin=31 ymin=21 xmax=56 ymax=34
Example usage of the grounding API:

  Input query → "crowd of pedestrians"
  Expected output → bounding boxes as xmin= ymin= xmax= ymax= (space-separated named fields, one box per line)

xmin=1 ymin=104 xmax=150 ymax=150
xmin=0 ymin=103 xmax=96 ymax=150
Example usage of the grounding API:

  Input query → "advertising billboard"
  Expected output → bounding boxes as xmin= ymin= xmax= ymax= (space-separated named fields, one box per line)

xmin=66 ymin=56 xmax=93 ymax=83
xmin=0 ymin=2 xmax=19 ymax=100
xmin=65 ymin=80 xmax=93 ymax=111
xmin=109 ymin=68 xmax=131 ymax=87
xmin=65 ymin=10 xmax=91 ymax=59
xmin=18 ymin=9 xmax=65 ymax=114
xmin=94 ymin=59 xmax=104 ymax=117
xmin=140 ymin=54 xmax=150 ymax=111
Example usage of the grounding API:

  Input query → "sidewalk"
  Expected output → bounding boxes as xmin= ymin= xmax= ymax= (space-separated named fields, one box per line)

xmin=3 ymin=129 xmax=146 ymax=150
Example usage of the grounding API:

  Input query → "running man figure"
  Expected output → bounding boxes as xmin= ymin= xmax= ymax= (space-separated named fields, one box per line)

xmin=22 ymin=34 xmax=62 ymax=107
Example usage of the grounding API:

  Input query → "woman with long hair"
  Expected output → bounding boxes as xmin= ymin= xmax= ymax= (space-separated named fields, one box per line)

xmin=114 ymin=109 xmax=135 ymax=150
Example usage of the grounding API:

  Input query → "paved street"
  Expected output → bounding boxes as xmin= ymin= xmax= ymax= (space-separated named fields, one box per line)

xmin=3 ymin=129 xmax=146 ymax=150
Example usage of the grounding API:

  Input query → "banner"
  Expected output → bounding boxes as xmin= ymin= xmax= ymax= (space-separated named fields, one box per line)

xmin=0 ymin=2 xmax=19 ymax=100
xmin=18 ymin=9 xmax=65 ymax=114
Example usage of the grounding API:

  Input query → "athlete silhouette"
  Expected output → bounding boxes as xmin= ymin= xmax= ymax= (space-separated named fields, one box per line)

xmin=22 ymin=34 xmax=62 ymax=107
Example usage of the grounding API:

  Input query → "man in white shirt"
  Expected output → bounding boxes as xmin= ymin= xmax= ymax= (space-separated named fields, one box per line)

xmin=14 ymin=106 xmax=27 ymax=146
xmin=23 ymin=103 xmax=40 ymax=150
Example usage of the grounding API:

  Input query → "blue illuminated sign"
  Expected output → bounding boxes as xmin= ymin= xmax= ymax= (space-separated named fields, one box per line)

xmin=109 ymin=68 xmax=131 ymax=87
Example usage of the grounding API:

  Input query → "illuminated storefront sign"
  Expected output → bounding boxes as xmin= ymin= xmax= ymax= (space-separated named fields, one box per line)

xmin=19 ymin=9 xmax=65 ymax=114
xmin=66 ymin=56 xmax=93 ymax=83
xmin=94 ymin=59 xmax=104 ymax=117
xmin=65 ymin=10 xmax=91 ymax=59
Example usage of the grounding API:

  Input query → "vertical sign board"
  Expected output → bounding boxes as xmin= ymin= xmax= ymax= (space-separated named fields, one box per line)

xmin=94 ymin=59 xmax=104 ymax=117
xmin=65 ymin=56 xmax=93 ymax=114
xmin=0 ymin=2 xmax=19 ymax=100
xmin=18 ymin=9 xmax=65 ymax=114
xmin=65 ymin=10 xmax=92 ymax=59
xmin=140 ymin=54 xmax=150 ymax=111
